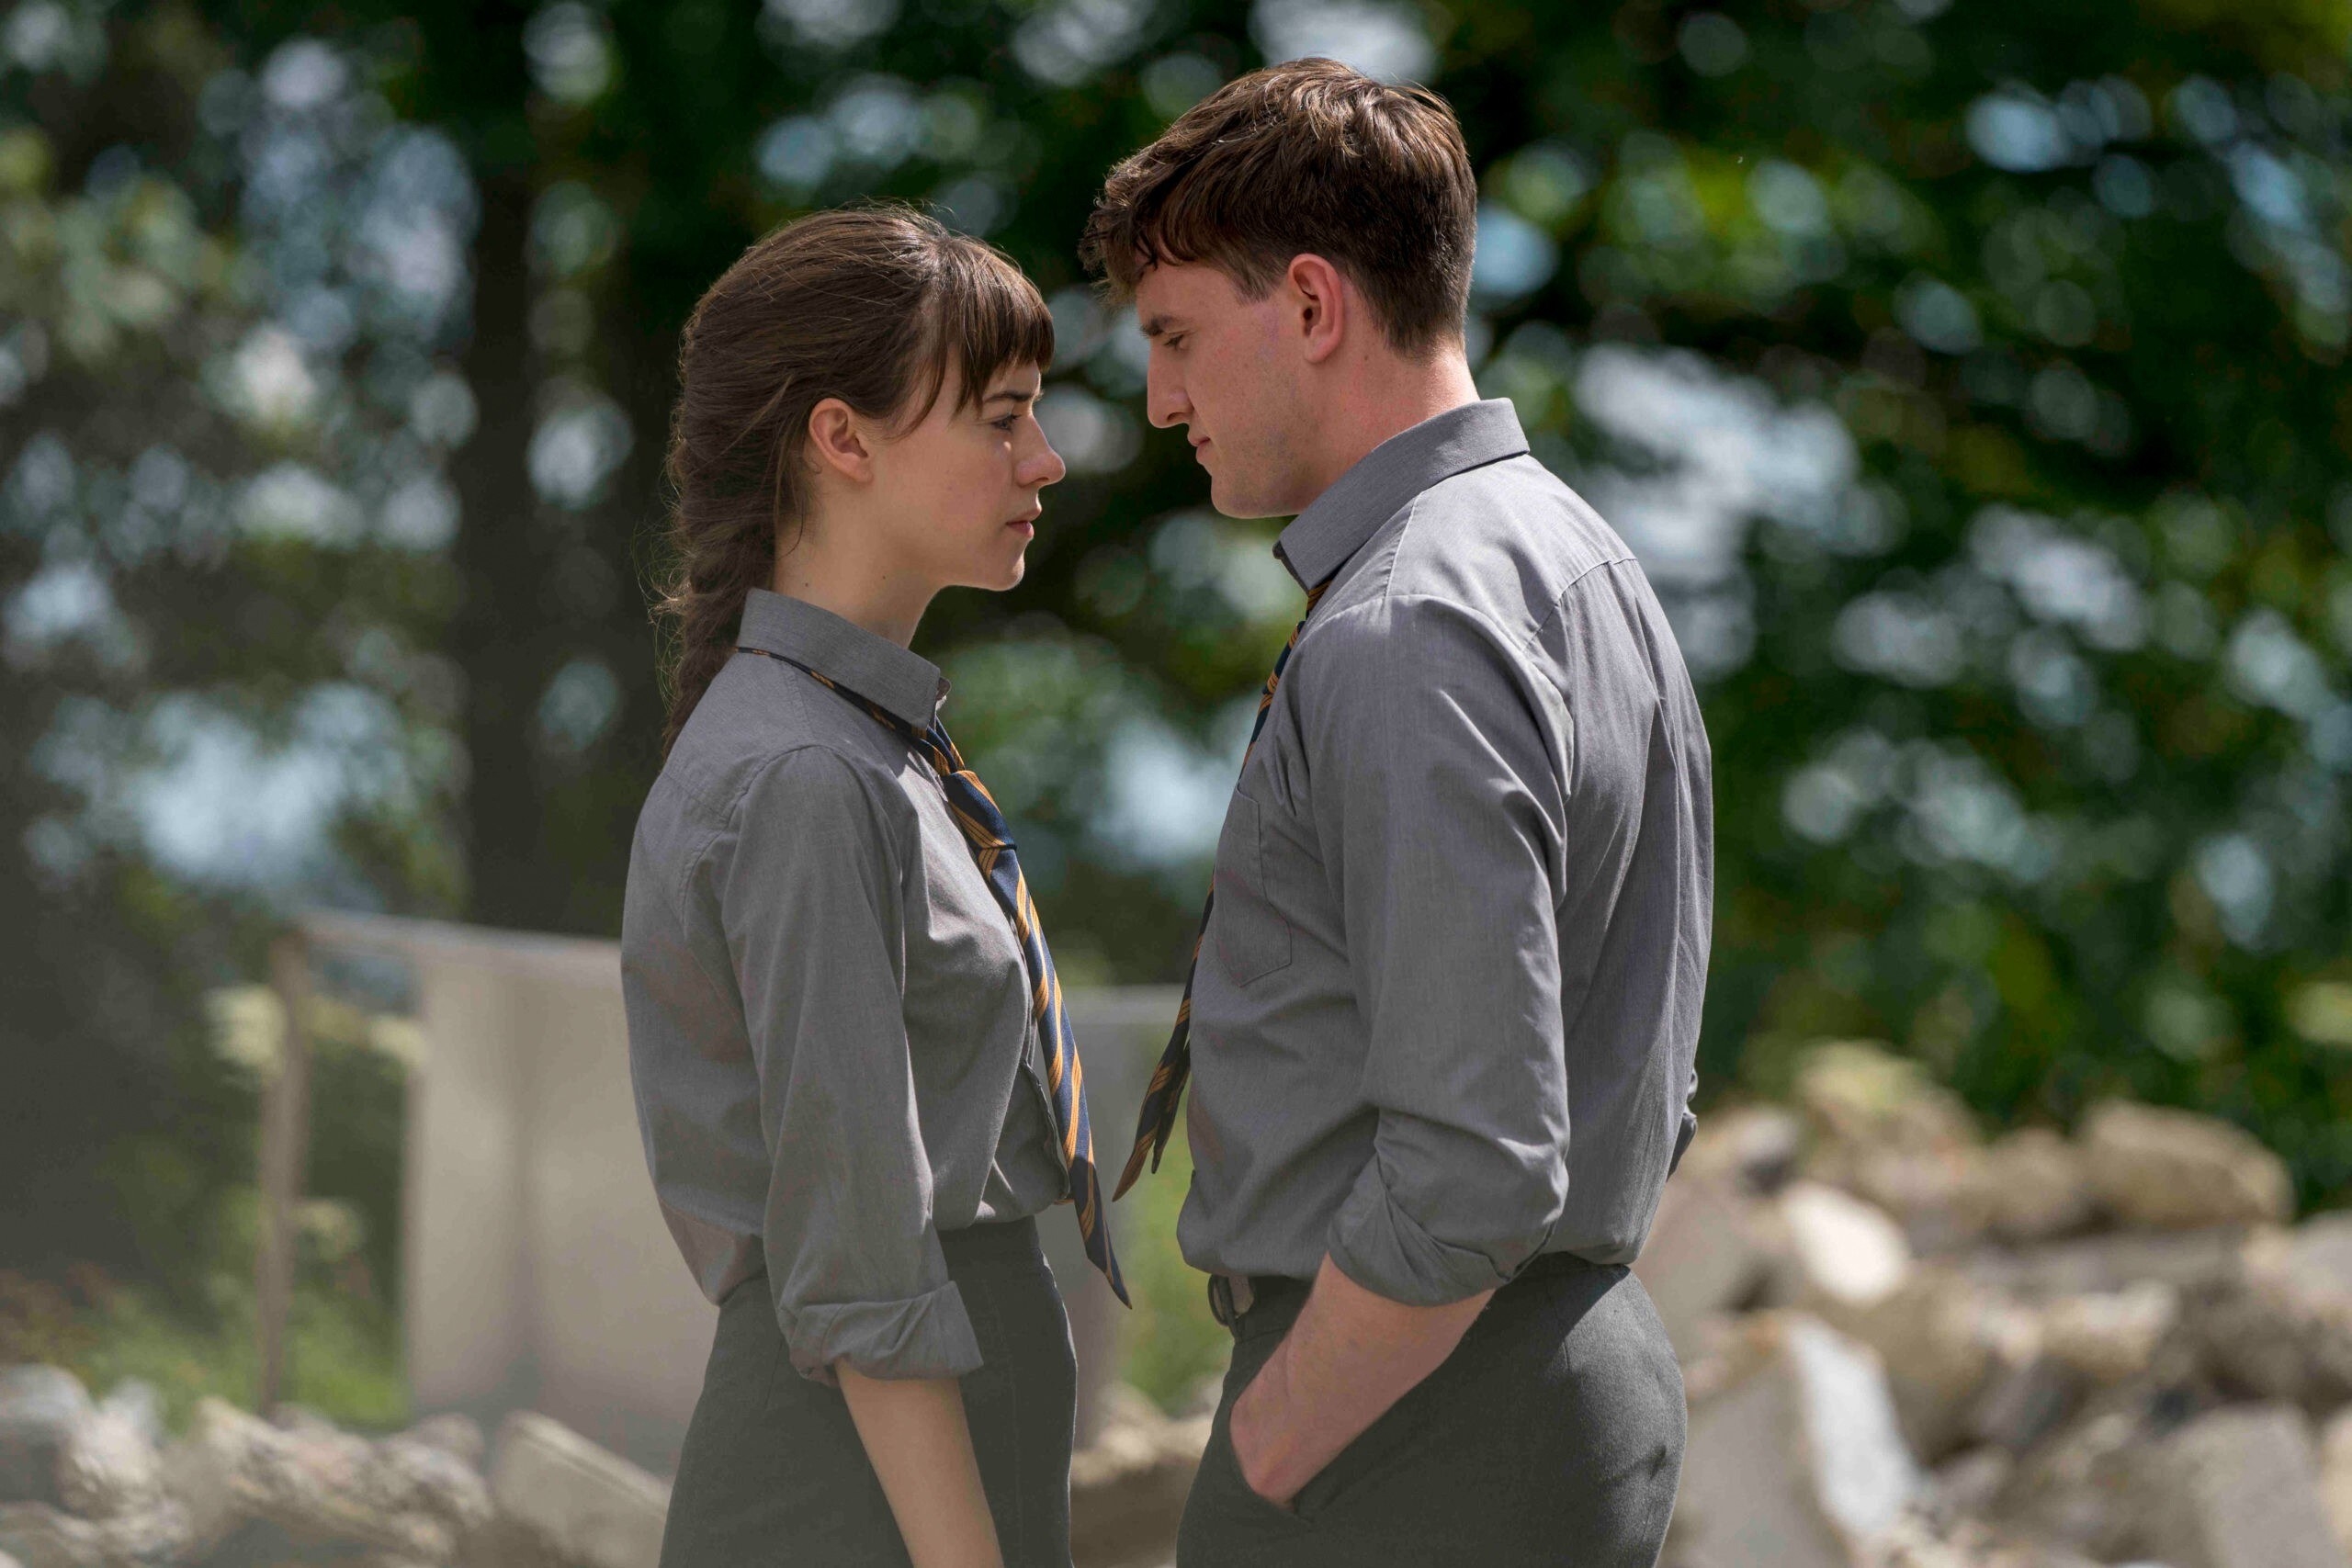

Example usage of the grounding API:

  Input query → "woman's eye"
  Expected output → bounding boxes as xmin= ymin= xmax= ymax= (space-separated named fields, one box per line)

xmin=993 ymin=414 xmax=1021 ymax=431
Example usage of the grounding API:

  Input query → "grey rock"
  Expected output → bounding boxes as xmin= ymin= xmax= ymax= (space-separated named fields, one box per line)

xmin=1070 ymin=1387 xmax=1207 ymax=1568
xmin=89 ymin=1392 xmax=157 ymax=1459
xmin=160 ymin=1397 xmax=472 ymax=1563
xmin=2081 ymin=1101 xmax=2291 ymax=1230
xmin=1958 ymin=1227 xmax=2246 ymax=1303
xmin=0 ymin=1499 xmax=189 ymax=1567
xmin=1838 ymin=1267 xmax=2020 ymax=1461
xmin=2322 ymin=1407 xmax=2352 ymax=1562
xmin=2202 ymin=1213 xmax=2352 ymax=1407
xmin=1793 ymin=1042 xmax=1980 ymax=1155
xmin=487 ymin=1413 xmax=667 ymax=1568
xmin=1776 ymin=1181 xmax=1913 ymax=1312
xmin=1976 ymin=1129 xmax=2097 ymax=1244
xmin=1793 ymin=1043 xmax=1991 ymax=1252
xmin=1674 ymin=1313 xmax=1924 ymax=1568
xmin=1966 ymin=1355 xmax=2081 ymax=1455
xmin=55 ymin=1404 xmax=163 ymax=1523
xmin=1991 ymin=1407 xmax=2155 ymax=1561
xmin=2039 ymin=1282 xmax=2178 ymax=1385
xmin=1927 ymin=1447 xmax=2013 ymax=1524
xmin=2133 ymin=1404 xmax=2347 ymax=1568
xmin=1676 ymin=1105 xmax=1804 ymax=1195
xmin=1633 ymin=1176 xmax=1780 ymax=1360
xmin=395 ymin=1416 xmax=484 ymax=1472
xmin=0 ymin=1369 xmax=92 ymax=1508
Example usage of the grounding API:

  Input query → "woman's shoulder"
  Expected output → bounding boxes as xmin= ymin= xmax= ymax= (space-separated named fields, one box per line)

xmin=661 ymin=653 xmax=918 ymax=830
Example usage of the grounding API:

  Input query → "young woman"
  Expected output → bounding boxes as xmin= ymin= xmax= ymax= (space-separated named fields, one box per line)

xmin=621 ymin=207 xmax=1125 ymax=1568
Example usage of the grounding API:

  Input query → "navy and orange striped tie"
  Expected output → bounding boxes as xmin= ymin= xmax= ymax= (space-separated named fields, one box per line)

xmin=1115 ymin=579 xmax=1331 ymax=1200
xmin=743 ymin=649 xmax=1129 ymax=1306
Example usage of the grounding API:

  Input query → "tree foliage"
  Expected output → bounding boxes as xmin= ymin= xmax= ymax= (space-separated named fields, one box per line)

xmin=7 ymin=0 xmax=2352 ymax=1276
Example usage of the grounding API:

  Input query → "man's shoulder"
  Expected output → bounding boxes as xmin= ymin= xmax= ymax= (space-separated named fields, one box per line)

xmin=1325 ymin=453 xmax=1642 ymax=643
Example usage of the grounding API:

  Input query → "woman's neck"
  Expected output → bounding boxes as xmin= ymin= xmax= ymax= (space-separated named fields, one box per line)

xmin=773 ymin=520 xmax=935 ymax=649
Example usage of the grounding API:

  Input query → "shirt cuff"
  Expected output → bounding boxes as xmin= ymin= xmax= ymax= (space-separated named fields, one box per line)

xmin=1326 ymin=1158 xmax=1526 ymax=1306
xmin=784 ymin=1280 xmax=984 ymax=1383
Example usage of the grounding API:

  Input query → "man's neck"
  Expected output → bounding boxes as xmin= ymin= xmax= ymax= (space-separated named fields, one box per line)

xmin=1299 ymin=347 xmax=1482 ymax=509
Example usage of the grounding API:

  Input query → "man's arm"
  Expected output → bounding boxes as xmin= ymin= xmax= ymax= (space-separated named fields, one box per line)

xmin=1228 ymin=1257 xmax=1489 ymax=1506
xmin=1232 ymin=595 xmax=1578 ymax=1503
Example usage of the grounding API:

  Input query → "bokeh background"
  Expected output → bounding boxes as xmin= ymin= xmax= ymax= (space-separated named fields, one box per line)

xmin=5 ymin=0 xmax=2352 ymax=1431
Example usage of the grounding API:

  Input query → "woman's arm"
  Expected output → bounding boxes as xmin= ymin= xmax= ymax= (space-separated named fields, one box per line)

xmin=838 ymin=1367 xmax=1003 ymax=1568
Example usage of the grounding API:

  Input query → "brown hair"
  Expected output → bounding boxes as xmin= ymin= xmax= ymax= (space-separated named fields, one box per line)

xmin=1080 ymin=58 xmax=1477 ymax=355
xmin=655 ymin=205 xmax=1054 ymax=757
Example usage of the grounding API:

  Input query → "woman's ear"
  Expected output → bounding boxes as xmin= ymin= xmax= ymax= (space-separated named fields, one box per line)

xmin=806 ymin=398 xmax=875 ymax=484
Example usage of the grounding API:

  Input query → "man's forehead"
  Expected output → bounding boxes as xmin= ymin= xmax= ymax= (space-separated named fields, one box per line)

xmin=1133 ymin=259 xmax=1238 ymax=330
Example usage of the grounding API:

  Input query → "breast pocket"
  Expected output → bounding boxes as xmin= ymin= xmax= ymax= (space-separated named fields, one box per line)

xmin=1211 ymin=789 xmax=1294 ymax=987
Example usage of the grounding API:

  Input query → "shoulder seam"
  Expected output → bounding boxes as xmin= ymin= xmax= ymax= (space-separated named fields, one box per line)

xmin=726 ymin=741 xmax=918 ymax=887
xmin=1305 ymin=588 xmax=1554 ymax=678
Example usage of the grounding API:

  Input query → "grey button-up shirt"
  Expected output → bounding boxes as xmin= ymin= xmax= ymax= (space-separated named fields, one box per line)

xmin=1178 ymin=400 xmax=1713 ymax=1306
xmin=621 ymin=589 xmax=1067 ymax=1382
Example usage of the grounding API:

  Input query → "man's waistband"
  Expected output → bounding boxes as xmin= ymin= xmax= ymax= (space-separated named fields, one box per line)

xmin=1207 ymin=1249 xmax=1610 ymax=1338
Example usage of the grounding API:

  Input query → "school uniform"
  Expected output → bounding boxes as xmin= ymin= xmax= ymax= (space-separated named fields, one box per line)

xmin=1136 ymin=400 xmax=1713 ymax=1566
xmin=623 ymin=588 xmax=1122 ymax=1567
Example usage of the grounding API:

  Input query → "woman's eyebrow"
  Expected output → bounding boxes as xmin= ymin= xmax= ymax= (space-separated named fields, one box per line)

xmin=982 ymin=388 xmax=1038 ymax=409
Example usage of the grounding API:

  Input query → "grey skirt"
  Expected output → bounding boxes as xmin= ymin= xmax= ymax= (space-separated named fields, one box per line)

xmin=659 ymin=1216 xmax=1077 ymax=1568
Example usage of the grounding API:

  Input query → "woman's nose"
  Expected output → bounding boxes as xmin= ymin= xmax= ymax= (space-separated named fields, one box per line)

xmin=1023 ymin=435 xmax=1068 ymax=489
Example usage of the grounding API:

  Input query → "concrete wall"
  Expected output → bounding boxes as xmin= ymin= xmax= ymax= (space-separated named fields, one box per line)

xmin=304 ymin=911 xmax=1174 ymax=1475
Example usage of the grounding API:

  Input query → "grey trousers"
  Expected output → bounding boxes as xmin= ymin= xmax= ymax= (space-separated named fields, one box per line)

xmin=1177 ymin=1258 xmax=1685 ymax=1567
xmin=658 ymin=1216 xmax=1077 ymax=1568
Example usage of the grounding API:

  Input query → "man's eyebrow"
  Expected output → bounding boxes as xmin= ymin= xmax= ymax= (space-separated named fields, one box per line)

xmin=1139 ymin=313 xmax=1182 ymax=340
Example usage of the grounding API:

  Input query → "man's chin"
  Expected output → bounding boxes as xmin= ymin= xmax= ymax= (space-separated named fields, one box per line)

xmin=1206 ymin=472 xmax=1285 ymax=522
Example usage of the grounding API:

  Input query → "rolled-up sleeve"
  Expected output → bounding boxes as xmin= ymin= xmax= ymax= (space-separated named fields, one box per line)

xmin=718 ymin=746 xmax=982 ymax=1382
xmin=1304 ymin=594 xmax=1573 ymax=1305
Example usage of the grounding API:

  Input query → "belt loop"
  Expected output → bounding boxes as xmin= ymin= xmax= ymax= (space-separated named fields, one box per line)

xmin=1206 ymin=1272 xmax=1257 ymax=1328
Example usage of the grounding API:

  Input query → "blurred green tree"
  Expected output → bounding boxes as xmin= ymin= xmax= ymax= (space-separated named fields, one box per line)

xmin=10 ymin=0 xmax=2352 ymax=1298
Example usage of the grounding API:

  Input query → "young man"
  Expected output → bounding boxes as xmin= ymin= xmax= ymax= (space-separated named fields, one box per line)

xmin=1083 ymin=60 xmax=1712 ymax=1566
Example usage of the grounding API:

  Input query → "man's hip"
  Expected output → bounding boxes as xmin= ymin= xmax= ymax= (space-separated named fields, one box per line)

xmin=1177 ymin=1258 xmax=1686 ymax=1567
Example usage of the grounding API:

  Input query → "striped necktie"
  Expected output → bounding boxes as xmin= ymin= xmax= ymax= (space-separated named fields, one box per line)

xmin=1115 ymin=578 xmax=1331 ymax=1200
xmin=743 ymin=648 xmax=1129 ymax=1307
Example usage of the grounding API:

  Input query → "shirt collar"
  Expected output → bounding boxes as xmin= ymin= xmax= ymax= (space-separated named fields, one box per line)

xmin=1272 ymin=400 xmax=1532 ymax=590
xmin=737 ymin=587 xmax=950 ymax=731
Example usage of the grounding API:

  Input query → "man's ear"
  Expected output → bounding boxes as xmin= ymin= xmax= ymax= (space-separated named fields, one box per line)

xmin=806 ymin=398 xmax=875 ymax=483
xmin=1285 ymin=254 xmax=1349 ymax=367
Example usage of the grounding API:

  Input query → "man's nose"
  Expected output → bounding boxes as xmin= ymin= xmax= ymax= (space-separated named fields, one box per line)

xmin=1146 ymin=361 xmax=1188 ymax=430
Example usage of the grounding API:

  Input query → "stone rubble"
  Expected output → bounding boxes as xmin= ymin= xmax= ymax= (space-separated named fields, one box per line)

xmin=1673 ymin=1312 xmax=1924 ymax=1568
xmin=2322 ymin=1406 xmax=2352 ymax=1560
xmin=482 ymin=1414 xmax=664 ymax=1568
xmin=0 ymin=1370 xmax=90 ymax=1512
xmin=1645 ymin=1040 xmax=2352 ymax=1568
xmin=2135 ymin=1404 xmax=2346 ymax=1568
xmin=8 ymin=1040 xmax=2352 ymax=1568
xmin=1068 ymin=1384 xmax=1209 ymax=1568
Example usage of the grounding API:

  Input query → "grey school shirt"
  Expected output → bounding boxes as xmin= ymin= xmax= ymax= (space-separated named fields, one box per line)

xmin=621 ymin=588 xmax=1067 ymax=1382
xmin=1177 ymin=399 xmax=1713 ymax=1305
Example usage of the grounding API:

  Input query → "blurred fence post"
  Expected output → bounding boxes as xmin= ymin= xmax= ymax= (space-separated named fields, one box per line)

xmin=255 ymin=931 xmax=315 ymax=1416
